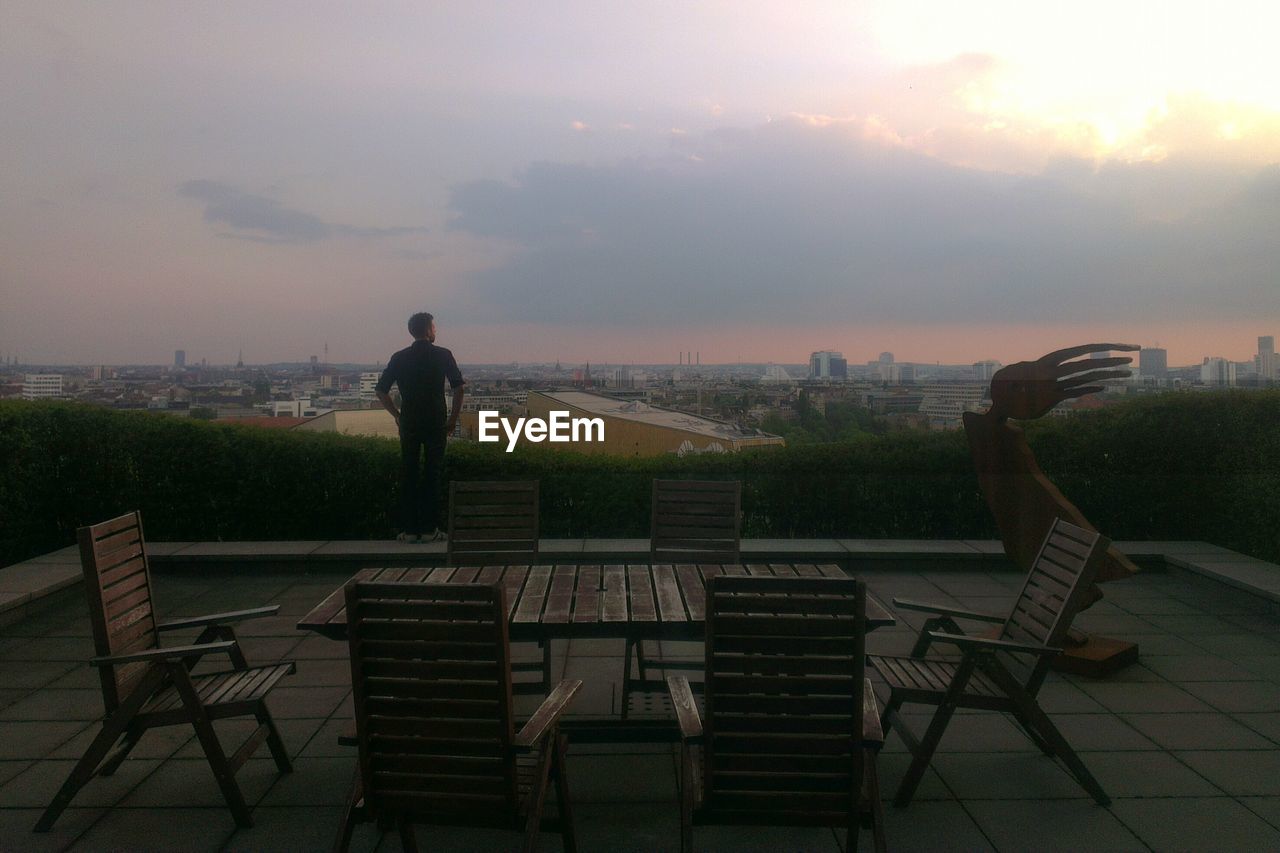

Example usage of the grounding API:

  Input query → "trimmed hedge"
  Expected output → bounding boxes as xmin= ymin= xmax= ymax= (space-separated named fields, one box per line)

xmin=2 ymin=392 xmax=1277 ymax=568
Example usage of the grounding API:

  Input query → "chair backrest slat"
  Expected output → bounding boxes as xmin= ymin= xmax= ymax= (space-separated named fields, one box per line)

xmin=447 ymin=481 xmax=539 ymax=565
xmin=999 ymin=517 xmax=1107 ymax=691
xmin=651 ymin=480 xmax=741 ymax=563
xmin=77 ymin=511 xmax=159 ymax=713
xmin=346 ymin=581 xmax=518 ymax=826
xmin=703 ymin=575 xmax=865 ymax=822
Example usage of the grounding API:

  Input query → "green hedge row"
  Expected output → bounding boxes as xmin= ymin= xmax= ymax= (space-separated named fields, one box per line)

xmin=2 ymin=392 xmax=1277 ymax=568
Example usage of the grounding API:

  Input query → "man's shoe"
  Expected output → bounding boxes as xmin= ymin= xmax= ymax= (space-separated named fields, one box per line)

xmin=423 ymin=529 xmax=447 ymax=543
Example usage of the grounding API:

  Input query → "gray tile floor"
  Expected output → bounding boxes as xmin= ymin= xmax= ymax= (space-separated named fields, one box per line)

xmin=2 ymin=566 xmax=1280 ymax=851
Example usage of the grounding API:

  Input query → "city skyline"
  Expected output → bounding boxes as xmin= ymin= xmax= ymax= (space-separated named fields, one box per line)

xmin=3 ymin=3 xmax=1278 ymax=367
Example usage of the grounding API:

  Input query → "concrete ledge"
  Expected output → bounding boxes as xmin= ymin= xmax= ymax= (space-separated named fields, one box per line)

xmin=4 ymin=537 xmax=1277 ymax=627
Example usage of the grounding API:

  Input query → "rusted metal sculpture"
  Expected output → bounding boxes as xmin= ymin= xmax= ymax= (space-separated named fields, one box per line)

xmin=963 ymin=343 xmax=1140 ymax=674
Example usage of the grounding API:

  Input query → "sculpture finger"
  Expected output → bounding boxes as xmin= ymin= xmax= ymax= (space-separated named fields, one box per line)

xmin=1039 ymin=343 xmax=1140 ymax=365
xmin=1058 ymin=369 xmax=1130 ymax=388
xmin=1052 ymin=356 xmax=1133 ymax=377
xmin=1062 ymin=385 xmax=1104 ymax=400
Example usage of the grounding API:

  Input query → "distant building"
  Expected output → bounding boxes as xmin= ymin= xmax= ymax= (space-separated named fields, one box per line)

xmin=878 ymin=352 xmax=894 ymax=365
xmin=359 ymin=372 xmax=380 ymax=400
xmin=269 ymin=400 xmax=323 ymax=418
xmin=761 ymin=365 xmax=793 ymax=384
xmin=1201 ymin=357 xmax=1237 ymax=386
xmin=174 ymin=349 xmax=186 ymax=368
xmin=1139 ymin=347 xmax=1168 ymax=379
xmin=917 ymin=382 xmax=988 ymax=429
xmin=294 ymin=409 xmax=398 ymax=439
xmin=809 ymin=350 xmax=847 ymax=380
xmin=525 ymin=390 xmax=785 ymax=457
xmin=1257 ymin=336 xmax=1277 ymax=381
xmin=22 ymin=374 xmax=63 ymax=400
xmin=972 ymin=360 xmax=1001 ymax=381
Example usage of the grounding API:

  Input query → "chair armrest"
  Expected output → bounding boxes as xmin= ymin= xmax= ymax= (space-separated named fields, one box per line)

xmin=667 ymin=675 xmax=704 ymax=742
xmin=90 ymin=640 xmax=237 ymax=667
xmin=157 ymin=605 xmax=280 ymax=632
xmin=927 ymin=631 xmax=1062 ymax=657
xmin=893 ymin=597 xmax=1004 ymax=623
xmin=513 ymin=679 xmax=582 ymax=748
xmin=861 ymin=678 xmax=883 ymax=747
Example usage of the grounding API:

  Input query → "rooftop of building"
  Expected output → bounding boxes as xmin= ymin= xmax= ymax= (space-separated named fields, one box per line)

xmin=531 ymin=389 xmax=780 ymax=441
xmin=4 ymin=539 xmax=1280 ymax=851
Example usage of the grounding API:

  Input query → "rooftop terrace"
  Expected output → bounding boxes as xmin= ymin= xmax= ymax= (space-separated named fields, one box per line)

xmin=4 ymin=541 xmax=1280 ymax=851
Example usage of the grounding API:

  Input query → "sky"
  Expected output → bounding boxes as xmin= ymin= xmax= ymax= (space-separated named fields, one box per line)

xmin=2 ymin=1 xmax=1278 ymax=367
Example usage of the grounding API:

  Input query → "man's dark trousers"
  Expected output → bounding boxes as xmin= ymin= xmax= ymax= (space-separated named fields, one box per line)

xmin=399 ymin=424 xmax=447 ymax=536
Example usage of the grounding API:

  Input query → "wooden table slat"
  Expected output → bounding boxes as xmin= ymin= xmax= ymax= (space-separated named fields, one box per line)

xmin=542 ymin=565 xmax=576 ymax=624
xmin=450 ymin=566 xmax=479 ymax=584
xmin=817 ymin=564 xmax=845 ymax=578
xmin=475 ymin=566 xmax=504 ymax=585
xmin=652 ymin=564 xmax=685 ymax=623
xmin=675 ymin=565 xmax=705 ymax=621
xmin=514 ymin=566 xmax=552 ymax=623
xmin=602 ymin=566 xmax=628 ymax=622
xmin=500 ymin=565 xmax=529 ymax=618
xmin=627 ymin=565 xmax=657 ymax=622
xmin=793 ymin=563 xmax=822 ymax=577
xmin=573 ymin=565 xmax=601 ymax=623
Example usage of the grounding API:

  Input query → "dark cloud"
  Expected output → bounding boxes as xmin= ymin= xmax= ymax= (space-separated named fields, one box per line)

xmin=178 ymin=180 xmax=426 ymax=243
xmin=445 ymin=119 xmax=1279 ymax=327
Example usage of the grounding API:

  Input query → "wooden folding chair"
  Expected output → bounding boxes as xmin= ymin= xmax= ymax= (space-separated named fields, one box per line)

xmin=333 ymin=581 xmax=581 ymax=853
xmin=446 ymin=480 xmax=550 ymax=694
xmin=666 ymin=575 xmax=886 ymax=853
xmin=34 ymin=511 xmax=295 ymax=831
xmin=871 ymin=517 xmax=1111 ymax=807
xmin=623 ymin=479 xmax=741 ymax=718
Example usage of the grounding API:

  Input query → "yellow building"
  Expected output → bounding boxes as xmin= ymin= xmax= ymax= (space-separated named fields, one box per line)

xmin=293 ymin=408 xmax=399 ymax=439
xmin=522 ymin=390 xmax=784 ymax=457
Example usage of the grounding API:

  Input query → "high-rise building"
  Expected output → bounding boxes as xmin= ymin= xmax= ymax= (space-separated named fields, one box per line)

xmin=1139 ymin=347 xmax=1168 ymax=379
xmin=1258 ymin=336 xmax=1277 ymax=381
xmin=1201 ymin=357 xmax=1236 ymax=386
xmin=972 ymin=360 xmax=1001 ymax=381
xmin=174 ymin=349 xmax=186 ymax=368
xmin=879 ymin=352 xmax=894 ymax=365
xmin=22 ymin=374 xmax=63 ymax=399
xmin=359 ymin=372 xmax=380 ymax=399
xmin=809 ymin=350 xmax=847 ymax=380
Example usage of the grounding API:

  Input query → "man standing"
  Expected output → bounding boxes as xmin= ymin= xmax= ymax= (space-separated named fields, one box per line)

xmin=376 ymin=312 xmax=465 ymax=542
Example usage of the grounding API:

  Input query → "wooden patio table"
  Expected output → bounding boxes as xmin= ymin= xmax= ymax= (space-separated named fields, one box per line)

xmin=298 ymin=563 xmax=892 ymax=742
xmin=297 ymin=563 xmax=895 ymax=641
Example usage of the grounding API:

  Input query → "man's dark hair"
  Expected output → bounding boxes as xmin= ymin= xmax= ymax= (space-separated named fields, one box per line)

xmin=407 ymin=312 xmax=434 ymax=338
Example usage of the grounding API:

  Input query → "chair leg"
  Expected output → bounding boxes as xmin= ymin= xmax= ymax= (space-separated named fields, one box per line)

xmin=866 ymin=749 xmax=887 ymax=853
xmin=331 ymin=762 xmax=362 ymax=853
xmin=1013 ymin=714 xmax=1055 ymax=756
xmin=34 ymin=720 xmax=129 ymax=831
xmin=397 ymin=818 xmax=419 ymax=853
xmin=97 ymin=723 xmax=144 ymax=777
xmin=620 ymin=639 xmax=635 ymax=721
xmin=678 ymin=740 xmax=695 ymax=853
xmin=522 ymin=740 xmax=556 ymax=853
xmin=34 ymin=666 xmax=164 ymax=832
xmin=171 ymin=666 xmax=253 ymax=827
xmin=255 ymin=702 xmax=293 ymax=773
xmin=1017 ymin=701 xmax=1111 ymax=806
xmin=635 ymin=639 xmax=648 ymax=682
xmin=542 ymin=640 xmax=553 ymax=695
xmin=893 ymin=656 xmax=976 ymax=808
xmin=553 ymin=734 xmax=577 ymax=853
